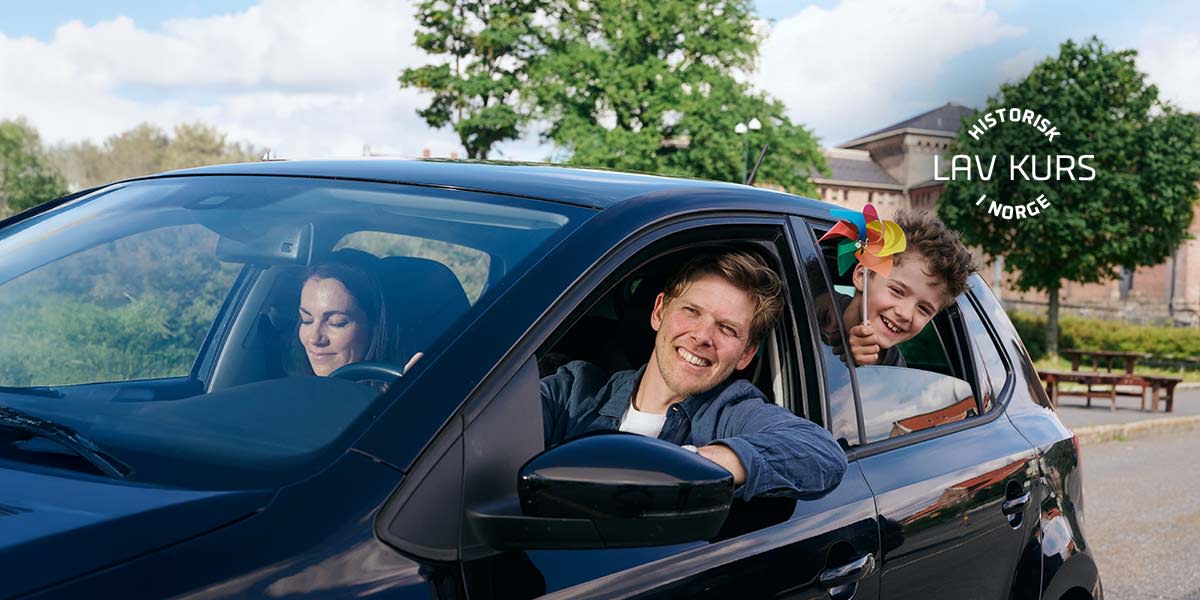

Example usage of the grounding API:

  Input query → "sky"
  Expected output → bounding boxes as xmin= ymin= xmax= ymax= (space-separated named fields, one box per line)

xmin=2 ymin=0 xmax=1199 ymax=160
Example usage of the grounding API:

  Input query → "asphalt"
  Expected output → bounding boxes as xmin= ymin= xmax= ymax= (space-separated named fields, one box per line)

xmin=1051 ymin=384 xmax=1200 ymax=445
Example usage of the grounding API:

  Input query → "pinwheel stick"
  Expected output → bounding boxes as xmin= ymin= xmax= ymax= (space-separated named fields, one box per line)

xmin=862 ymin=268 xmax=868 ymax=326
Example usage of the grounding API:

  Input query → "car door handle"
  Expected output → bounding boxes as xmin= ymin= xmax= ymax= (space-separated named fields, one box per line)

xmin=818 ymin=553 xmax=876 ymax=589
xmin=1002 ymin=492 xmax=1031 ymax=515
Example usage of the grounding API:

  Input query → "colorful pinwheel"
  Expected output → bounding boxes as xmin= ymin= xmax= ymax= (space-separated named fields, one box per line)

xmin=818 ymin=203 xmax=907 ymax=322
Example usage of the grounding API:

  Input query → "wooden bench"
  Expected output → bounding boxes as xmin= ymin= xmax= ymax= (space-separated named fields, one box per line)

xmin=1040 ymin=370 xmax=1150 ymax=412
xmin=1143 ymin=375 xmax=1182 ymax=413
xmin=1039 ymin=348 xmax=1183 ymax=412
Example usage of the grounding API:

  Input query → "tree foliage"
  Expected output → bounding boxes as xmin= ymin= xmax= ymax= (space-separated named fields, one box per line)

xmin=530 ymin=0 xmax=824 ymax=191
xmin=400 ymin=0 xmax=542 ymax=159
xmin=0 ymin=226 xmax=240 ymax=387
xmin=0 ymin=118 xmax=68 ymax=214
xmin=938 ymin=37 xmax=1200 ymax=354
xmin=50 ymin=122 xmax=260 ymax=190
xmin=401 ymin=0 xmax=826 ymax=190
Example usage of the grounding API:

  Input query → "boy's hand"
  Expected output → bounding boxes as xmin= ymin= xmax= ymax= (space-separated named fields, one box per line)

xmin=849 ymin=322 xmax=881 ymax=365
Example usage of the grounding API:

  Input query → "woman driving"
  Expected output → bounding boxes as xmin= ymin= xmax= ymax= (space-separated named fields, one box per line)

xmin=297 ymin=252 xmax=393 ymax=376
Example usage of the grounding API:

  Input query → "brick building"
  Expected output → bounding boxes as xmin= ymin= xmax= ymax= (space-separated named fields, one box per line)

xmin=812 ymin=103 xmax=1200 ymax=326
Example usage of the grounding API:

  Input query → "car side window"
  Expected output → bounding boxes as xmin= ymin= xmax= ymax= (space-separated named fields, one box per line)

xmin=959 ymin=293 xmax=1012 ymax=413
xmin=334 ymin=230 xmax=490 ymax=303
xmin=813 ymin=228 xmax=981 ymax=446
xmin=537 ymin=236 xmax=798 ymax=412
xmin=0 ymin=225 xmax=240 ymax=386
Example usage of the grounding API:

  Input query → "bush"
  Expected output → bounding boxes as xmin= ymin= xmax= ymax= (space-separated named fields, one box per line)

xmin=1006 ymin=310 xmax=1200 ymax=364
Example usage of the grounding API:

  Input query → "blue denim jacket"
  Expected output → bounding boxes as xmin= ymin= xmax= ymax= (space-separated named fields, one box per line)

xmin=540 ymin=361 xmax=848 ymax=501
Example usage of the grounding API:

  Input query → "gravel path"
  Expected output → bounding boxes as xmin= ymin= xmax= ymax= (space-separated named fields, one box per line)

xmin=1083 ymin=430 xmax=1200 ymax=600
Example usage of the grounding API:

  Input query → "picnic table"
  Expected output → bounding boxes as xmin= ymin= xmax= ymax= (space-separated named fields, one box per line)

xmin=1039 ymin=349 xmax=1182 ymax=413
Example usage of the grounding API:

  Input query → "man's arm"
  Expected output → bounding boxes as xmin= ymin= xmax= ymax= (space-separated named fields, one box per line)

xmin=707 ymin=385 xmax=848 ymax=501
xmin=696 ymin=444 xmax=746 ymax=484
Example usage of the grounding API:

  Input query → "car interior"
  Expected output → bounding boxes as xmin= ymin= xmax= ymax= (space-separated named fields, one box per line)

xmin=538 ymin=241 xmax=790 ymax=412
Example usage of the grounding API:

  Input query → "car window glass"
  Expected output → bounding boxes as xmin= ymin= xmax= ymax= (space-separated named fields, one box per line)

xmin=960 ymin=296 xmax=1010 ymax=413
xmin=0 ymin=225 xmax=239 ymax=386
xmin=0 ymin=176 xmax=579 ymax=489
xmin=334 ymin=231 xmax=490 ymax=304
xmin=896 ymin=320 xmax=954 ymax=376
xmin=804 ymin=256 xmax=858 ymax=448
xmin=856 ymin=366 xmax=978 ymax=443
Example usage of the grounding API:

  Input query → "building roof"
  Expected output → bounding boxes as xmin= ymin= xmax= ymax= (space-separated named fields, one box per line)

xmin=842 ymin=102 xmax=976 ymax=147
xmin=812 ymin=148 xmax=900 ymax=188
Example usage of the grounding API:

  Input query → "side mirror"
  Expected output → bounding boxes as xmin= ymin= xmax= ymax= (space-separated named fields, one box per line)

xmin=467 ymin=433 xmax=733 ymax=550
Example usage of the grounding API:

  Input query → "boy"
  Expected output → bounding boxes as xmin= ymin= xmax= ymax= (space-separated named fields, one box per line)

xmin=843 ymin=210 xmax=976 ymax=366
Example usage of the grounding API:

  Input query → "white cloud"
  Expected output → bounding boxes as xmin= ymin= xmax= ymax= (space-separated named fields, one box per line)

xmin=755 ymin=0 xmax=1023 ymax=145
xmin=1136 ymin=30 xmax=1200 ymax=112
xmin=0 ymin=0 xmax=477 ymax=159
xmin=995 ymin=48 xmax=1043 ymax=84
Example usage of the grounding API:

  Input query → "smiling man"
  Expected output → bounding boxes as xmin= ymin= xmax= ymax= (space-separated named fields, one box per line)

xmin=540 ymin=249 xmax=847 ymax=501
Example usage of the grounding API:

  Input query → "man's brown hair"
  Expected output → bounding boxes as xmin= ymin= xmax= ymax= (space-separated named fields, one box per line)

xmin=891 ymin=210 xmax=977 ymax=300
xmin=662 ymin=249 xmax=784 ymax=344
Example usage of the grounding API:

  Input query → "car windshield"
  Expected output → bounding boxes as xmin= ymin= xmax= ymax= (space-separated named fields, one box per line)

xmin=0 ymin=175 xmax=581 ymax=489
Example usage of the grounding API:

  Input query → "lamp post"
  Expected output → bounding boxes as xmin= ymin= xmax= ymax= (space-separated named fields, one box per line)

xmin=735 ymin=117 xmax=762 ymax=183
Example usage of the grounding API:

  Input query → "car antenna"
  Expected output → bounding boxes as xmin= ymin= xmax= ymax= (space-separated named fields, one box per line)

xmin=745 ymin=144 xmax=769 ymax=186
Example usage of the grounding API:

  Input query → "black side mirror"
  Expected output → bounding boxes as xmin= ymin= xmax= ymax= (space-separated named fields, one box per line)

xmin=467 ymin=433 xmax=733 ymax=550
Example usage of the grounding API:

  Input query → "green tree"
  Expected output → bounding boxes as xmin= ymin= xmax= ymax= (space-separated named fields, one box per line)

xmin=530 ymin=0 xmax=825 ymax=192
xmin=50 ymin=122 xmax=259 ymax=190
xmin=400 ymin=0 xmax=541 ymax=159
xmin=939 ymin=37 xmax=1200 ymax=355
xmin=0 ymin=118 xmax=67 ymax=214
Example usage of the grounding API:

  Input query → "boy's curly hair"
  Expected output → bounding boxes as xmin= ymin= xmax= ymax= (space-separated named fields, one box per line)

xmin=892 ymin=210 xmax=977 ymax=300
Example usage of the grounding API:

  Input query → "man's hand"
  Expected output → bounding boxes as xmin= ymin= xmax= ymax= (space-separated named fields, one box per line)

xmin=696 ymin=443 xmax=745 ymax=485
xmin=848 ymin=322 xmax=881 ymax=365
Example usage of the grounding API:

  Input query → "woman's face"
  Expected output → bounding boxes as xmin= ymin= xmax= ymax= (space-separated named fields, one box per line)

xmin=298 ymin=276 xmax=372 ymax=376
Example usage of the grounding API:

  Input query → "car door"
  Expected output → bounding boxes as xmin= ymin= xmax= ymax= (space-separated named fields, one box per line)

xmin=450 ymin=217 xmax=880 ymax=599
xmin=804 ymin=214 xmax=1039 ymax=598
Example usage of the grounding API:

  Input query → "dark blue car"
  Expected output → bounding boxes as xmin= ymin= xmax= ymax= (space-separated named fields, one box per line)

xmin=0 ymin=160 xmax=1100 ymax=599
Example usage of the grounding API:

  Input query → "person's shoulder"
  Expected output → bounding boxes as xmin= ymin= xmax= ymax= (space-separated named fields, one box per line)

xmin=541 ymin=360 xmax=626 ymax=397
xmin=713 ymin=379 xmax=775 ymax=407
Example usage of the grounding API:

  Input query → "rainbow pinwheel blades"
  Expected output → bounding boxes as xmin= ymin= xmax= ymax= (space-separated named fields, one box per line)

xmin=818 ymin=204 xmax=907 ymax=278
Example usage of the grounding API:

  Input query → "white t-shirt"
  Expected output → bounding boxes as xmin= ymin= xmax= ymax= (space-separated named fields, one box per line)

xmin=618 ymin=403 xmax=667 ymax=438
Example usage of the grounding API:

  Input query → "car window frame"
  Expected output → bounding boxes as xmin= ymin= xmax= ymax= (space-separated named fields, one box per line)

xmin=532 ymin=218 xmax=816 ymax=420
xmin=378 ymin=211 xmax=829 ymax=567
xmin=800 ymin=217 xmax=1012 ymax=460
xmin=960 ymin=283 xmax=1016 ymax=413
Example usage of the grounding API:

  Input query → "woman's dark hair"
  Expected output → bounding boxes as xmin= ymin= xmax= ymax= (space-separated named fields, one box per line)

xmin=292 ymin=249 xmax=398 ymax=375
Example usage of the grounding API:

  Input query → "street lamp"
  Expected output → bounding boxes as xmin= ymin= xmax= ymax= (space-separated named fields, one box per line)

xmin=735 ymin=117 xmax=762 ymax=183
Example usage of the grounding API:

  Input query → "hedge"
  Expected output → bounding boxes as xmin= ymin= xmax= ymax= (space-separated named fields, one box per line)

xmin=1007 ymin=310 xmax=1200 ymax=364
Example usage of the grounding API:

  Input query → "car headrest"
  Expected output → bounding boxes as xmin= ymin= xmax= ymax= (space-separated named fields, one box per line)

xmin=377 ymin=256 xmax=471 ymax=354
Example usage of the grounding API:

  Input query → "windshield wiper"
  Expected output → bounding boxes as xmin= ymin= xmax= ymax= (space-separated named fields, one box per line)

xmin=0 ymin=406 xmax=132 ymax=479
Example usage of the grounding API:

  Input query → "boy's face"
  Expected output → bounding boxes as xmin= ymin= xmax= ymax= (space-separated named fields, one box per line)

xmin=853 ymin=256 xmax=949 ymax=350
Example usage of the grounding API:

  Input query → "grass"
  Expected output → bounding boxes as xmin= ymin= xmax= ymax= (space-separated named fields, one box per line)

xmin=1033 ymin=355 xmax=1200 ymax=384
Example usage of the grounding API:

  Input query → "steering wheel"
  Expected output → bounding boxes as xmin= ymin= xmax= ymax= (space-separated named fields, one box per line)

xmin=329 ymin=360 xmax=405 ymax=384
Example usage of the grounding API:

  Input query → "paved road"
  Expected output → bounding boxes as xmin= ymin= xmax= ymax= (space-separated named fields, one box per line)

xmin=1055 ymin=387 xmax=1200 ymax=430
xmin=1083 ymin=430 xmax=1200 ymax=600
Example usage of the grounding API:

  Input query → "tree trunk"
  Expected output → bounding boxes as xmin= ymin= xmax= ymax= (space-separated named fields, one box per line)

xmin=1046 ymin=285 xmax=1060 ymax=358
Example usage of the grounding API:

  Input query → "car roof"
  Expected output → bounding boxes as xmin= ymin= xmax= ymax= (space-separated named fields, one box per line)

xmin=158 ymin=158 xmax=830 ymax=212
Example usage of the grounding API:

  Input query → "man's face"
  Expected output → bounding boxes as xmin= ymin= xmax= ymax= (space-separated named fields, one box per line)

xmin=853 ymin=256 xmax=948 ymax=350
xmin=647 ymin=274 xmax=758 ymax=400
